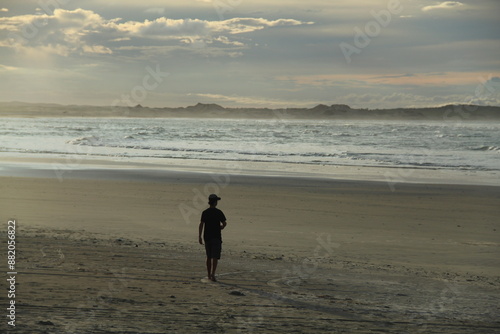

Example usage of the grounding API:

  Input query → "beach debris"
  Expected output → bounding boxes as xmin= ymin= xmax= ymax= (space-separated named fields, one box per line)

xmin=38 ymin=320 xmax=55 ymax=326
xmin=229 ymin=290 xmax=245 ymax=296
xmin=114 ymin=238 xmax=133 ymax=245
xmin=99 ymin=296 xmax=136 ymax=304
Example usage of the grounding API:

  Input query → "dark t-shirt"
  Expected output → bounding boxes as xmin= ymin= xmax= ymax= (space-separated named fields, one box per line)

xmin=201 ymin=207 xmax=226 ymax=242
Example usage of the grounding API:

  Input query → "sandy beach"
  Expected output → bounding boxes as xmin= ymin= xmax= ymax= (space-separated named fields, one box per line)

xmin=1 ymin=160 xmax=499 ymax=333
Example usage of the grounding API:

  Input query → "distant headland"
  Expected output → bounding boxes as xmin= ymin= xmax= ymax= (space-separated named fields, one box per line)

xmin=0 ymin=101 xmax=499 ymax=120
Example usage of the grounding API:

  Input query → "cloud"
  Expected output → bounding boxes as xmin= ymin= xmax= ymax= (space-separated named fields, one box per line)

xmin=422 ymin=1 xmax=464 ymax=12
xmin=0 ymin=9 xmax=115 ymax=56
xmin=0 ymin=8 xmax=8 ymax=12
xmin=0 ymin=8 xmax=310 ymax=57
xmin=144 ymin=8 xmax=165 ymax=15
xmin=117 ymin=17 xmax=308 ymax=37
xmin=0 ymin=64 xmax=18 ymax=71
xmin=276 ymin=72 xmax=496 ymax=87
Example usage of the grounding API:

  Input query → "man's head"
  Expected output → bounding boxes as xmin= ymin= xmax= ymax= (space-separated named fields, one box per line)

xmin=208 ymin=194 xmax=221 ymax=207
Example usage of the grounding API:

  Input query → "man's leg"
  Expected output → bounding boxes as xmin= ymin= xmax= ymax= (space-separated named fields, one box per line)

xmin=211 ymin=258 xmax=218 ymax=281
xmin=206 ymin=257 xmax=212 ymax=279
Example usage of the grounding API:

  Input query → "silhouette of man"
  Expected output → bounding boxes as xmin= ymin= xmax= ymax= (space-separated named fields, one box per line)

xmin=199 ymin=194 xmax=227 ymax=282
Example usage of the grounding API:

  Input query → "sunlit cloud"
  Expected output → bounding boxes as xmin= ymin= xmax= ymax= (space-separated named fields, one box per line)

xmin=422 ymin=1 xmax=464 ymax=12
xmin=0 ymin=8 xmax=8 ymax=12
xmin=0 ymin=8 xmax=311 ymax=57
xmin=118 ymin=17 xmax=309 ymax=36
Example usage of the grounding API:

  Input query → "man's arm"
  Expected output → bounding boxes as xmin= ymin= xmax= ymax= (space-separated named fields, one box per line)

xmin=198 ymin=221 xmax=204 ymax=244
xmin=220 ymin=220 xmax=227 ymax=230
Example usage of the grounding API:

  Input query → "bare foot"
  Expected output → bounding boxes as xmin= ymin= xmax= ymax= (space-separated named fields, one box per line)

xmin=210 ymin=275 xmax=217 ymax=282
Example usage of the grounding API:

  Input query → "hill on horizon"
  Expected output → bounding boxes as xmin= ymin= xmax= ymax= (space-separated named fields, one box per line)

xmin=0 ymin=101 xmax=499 ymax=120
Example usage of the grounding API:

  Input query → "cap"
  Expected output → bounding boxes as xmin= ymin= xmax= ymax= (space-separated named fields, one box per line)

xmin=208 ymin=194 xmax=221 ymax=201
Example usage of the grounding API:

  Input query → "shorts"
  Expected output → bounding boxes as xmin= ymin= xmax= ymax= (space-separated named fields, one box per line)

xmin=205 ymin=238 xmax=222 ymax=259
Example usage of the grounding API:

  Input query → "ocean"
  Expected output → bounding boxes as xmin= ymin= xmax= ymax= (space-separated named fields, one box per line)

xmin=0 ymin=117 xmax=499 ymax=172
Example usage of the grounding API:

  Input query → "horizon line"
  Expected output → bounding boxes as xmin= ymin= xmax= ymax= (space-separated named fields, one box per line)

xmin=1 ymin=100 xmax=499 ymax=111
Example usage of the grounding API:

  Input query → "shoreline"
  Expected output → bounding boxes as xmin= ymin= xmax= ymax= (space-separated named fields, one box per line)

xmin=1 ymin=155 xmax=499 ymax=187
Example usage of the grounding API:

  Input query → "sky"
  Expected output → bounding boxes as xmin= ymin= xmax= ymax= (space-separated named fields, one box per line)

xmin=0 ymin=0 xmax=499 ymax=109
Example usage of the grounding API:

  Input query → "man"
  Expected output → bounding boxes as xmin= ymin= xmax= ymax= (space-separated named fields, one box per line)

xmin=199 ymin=194 xmax=227 ymax=282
